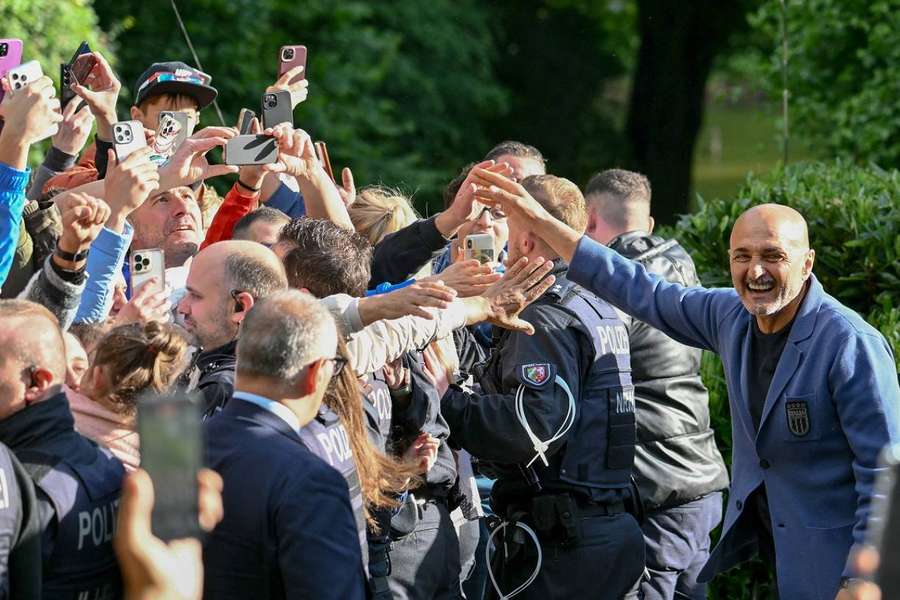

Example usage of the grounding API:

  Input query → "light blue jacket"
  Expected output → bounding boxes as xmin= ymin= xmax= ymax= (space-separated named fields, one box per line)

xmin=0 ymin=162 xmax=30 ymax=290
xmin=567 ymin=235 xmax=900 ymax=600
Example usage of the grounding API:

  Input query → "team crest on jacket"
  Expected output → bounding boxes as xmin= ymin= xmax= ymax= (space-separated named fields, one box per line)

xmin=522 ymin=363 xmax=551 ymax=386
xmin=785 ymin=400 xmax=810 ymax=437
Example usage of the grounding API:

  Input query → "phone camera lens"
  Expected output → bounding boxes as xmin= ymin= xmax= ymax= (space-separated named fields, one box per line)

xmin=283 ymin=48 xmax=294 ymax=60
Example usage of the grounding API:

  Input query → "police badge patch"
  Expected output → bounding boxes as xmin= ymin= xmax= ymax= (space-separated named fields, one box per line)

xmin=785 ymin=400 xmax=810 ymax=437
xmin=521 ymin=363 xmax=551 ymax=387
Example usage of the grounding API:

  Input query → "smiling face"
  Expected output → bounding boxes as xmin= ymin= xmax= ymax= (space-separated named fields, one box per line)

xmin=130 ymin=186 xmax=203 ymax=269
xmin=729 ymin=204 xmax=815 ymax=331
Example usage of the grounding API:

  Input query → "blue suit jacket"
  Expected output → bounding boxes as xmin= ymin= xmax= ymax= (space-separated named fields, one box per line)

xmin=202 ymin=398 xmax=366 ymax=600
xmin=568 ymin=236 xmax=900 ymax=600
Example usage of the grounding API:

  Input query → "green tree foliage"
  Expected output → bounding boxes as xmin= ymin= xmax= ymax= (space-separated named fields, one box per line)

xmin=670 ymin=160 xmax=899 ymax=599
xmin=750 ymin=0 xmax=900 ymax=167
xmin=91 ymin=0 xmax=507 ymax=213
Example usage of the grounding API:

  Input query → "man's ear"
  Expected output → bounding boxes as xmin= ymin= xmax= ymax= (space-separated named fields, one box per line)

xmin=25 ymin=366 xmax=56 ymax=404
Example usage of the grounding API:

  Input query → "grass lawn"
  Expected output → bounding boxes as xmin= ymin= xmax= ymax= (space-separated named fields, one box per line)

xmin=692 ymin=100 xmax=813 ymax=206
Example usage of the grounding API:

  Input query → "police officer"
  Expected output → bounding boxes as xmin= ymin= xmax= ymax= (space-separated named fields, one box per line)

xmin=584 ymin=169 xmax=728 ymax=600
xmin=0 ymin=300 xmax=124 ymax=600
xmin=442 ymin=175 xmax=645 ymax=599
xmin=0 ymin=442 xmax=42 ymax=598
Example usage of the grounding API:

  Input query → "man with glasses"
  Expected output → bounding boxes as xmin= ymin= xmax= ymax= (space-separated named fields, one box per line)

xmin=176 ymin=240 xmax=288 ymax=417
xmin=203 ymin=289 xmax=366 ymax=600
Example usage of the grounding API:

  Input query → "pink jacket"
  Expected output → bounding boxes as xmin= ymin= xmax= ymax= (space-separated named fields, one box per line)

xmin=66 ymin=387 xmax=141 ymax=472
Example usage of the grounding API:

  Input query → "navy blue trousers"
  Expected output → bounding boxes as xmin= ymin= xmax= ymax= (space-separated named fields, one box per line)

xmin=639 ymin=492 xmax=724 ymax=600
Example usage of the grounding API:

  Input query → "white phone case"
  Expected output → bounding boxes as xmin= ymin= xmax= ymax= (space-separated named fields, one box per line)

xmin=112 ymin=120 xmax=147 ymax=161
xmin=6 ymin=60 xmax=59 ymax=141
xmin=130 ymin=249 xmax=166 ymax=296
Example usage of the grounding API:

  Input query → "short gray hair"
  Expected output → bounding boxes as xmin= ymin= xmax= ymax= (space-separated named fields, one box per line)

xmin=236 ymin=289 xmax=337 ymax=382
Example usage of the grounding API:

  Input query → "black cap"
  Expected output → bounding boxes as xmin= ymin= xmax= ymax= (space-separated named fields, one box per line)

xmin=133 ymin=61 xmax=217 ymax=109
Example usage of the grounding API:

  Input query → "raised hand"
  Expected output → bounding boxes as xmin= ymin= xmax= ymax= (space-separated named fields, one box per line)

xmin=0 ymin=76 xmax=63 ymax=168
xmin=266 ymin=66 xmax=309 ymax=109
xmin=113 ymin=278 xmax=172 ymax=326
xmin=158 ymin=126 xmax=238 ymax=191
xmin=69 ymin=52 xmax=121 ymax=141
xmin=337 ymin=167 xmax=356 ymax=207
xmin=476 ymin=256 xmax=556 ymax=334
xmin=56 ymin=192 xmax=110 ymax=258
xmin=421 ymin=259 xmax=502 ymax=298
xmin=52 ymin=100 xmax=95 ymax=156
xmin=104 ymin=146 xmax=160 ymax=232
xmin=358 ymin=280 xmax=458 ymax=324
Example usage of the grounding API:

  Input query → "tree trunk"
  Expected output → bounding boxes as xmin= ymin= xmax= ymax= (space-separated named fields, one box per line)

xmin=626 ymin=0 xmax=752 ymax=225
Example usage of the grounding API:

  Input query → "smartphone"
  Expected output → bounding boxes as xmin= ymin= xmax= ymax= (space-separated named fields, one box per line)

xmin=866 ymin=444 xmax=900 ymax=596
xmin=465 ymin=233 xmax=495 ymax=264
xmin=7 ymin=61 xmax=59 ymax=141
xmin=314 ymin=141 xmax=335 ymax=183
xmin=261 ymin=90 xmax=292 ymax=129
xmin=130 ymin=248 xmax=166 ymax=296
xmin=0 ymin=39 xmax=24 ymax=103
xmin=150 ymin=112 xmax=190 ymax=164
xmin=112 ymin=120 xmax=148 ymax=161
xmin=137 ymin=390 xmax=203 ymax=541
xmin=237 ymin=108 xmax=256 ymax=135
xmin=225 ymin=134 xmax=278 ymax=166
xmin=278 ymin=45 xmax=307 ymax=84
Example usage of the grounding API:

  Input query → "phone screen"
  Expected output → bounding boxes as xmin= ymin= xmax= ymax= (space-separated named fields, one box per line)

xmin=137 ymin=391 xmax=203 ymax=541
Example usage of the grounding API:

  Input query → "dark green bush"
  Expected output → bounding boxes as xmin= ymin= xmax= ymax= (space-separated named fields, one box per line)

xmin=668 ymin=160 xmax=899 ymax=599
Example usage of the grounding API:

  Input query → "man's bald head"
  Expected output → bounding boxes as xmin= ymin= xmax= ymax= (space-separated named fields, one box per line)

xmin=0 ymin=301 xmax=67 ymax=419
xmin=729 ymin=203 xmax=816 ymax=331
xmin=177 ymin=241 xmax=288 ymax=350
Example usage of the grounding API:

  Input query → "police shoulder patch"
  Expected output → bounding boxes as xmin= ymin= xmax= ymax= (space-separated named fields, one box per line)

xmin=518 ymin=363 xmax=556 ymax=389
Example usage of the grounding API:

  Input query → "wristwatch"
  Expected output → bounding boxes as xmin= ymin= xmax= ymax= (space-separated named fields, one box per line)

xmin=54 ymin=247 xmax=90 ymax=262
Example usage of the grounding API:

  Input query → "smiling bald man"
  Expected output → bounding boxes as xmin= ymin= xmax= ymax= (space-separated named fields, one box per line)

xmin=472 ymin=170 xmax=900 ymax=600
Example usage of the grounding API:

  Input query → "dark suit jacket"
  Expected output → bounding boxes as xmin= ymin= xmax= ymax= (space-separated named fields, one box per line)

xmin=202 ymin=398 xmax=366 ymax=600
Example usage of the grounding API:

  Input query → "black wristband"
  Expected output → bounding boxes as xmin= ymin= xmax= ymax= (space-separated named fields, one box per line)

xmin=237 ymin=178 xmax=261 ymax=193
xmin=54 ymin=247 xmax=90 ymax=262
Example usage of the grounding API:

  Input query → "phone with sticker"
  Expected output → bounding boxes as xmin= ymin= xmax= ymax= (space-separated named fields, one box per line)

xmin=0 ymin=39 xmax=23 ymax=104
xmin=112 ymin=120 xmax=148 ymax=161
xmin=150 ymin=111 xmax=190 ymax=164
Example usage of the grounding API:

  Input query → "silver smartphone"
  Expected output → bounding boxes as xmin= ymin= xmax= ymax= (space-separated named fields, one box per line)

xmin=130 ymin=248 xmax=166 ymax=296
xmin=113 ymin=120 xmax=148 ymax=161
xmin=464 ymin=233 xmax=495 ymax=264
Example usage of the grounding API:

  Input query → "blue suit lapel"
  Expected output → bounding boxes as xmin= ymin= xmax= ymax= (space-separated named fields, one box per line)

xmin=755 ymin=276 xmax=822 ymax=436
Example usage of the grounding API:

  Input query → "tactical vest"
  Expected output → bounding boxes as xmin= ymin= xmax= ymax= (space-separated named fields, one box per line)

xmin=298 ymin=408 xmax=368 ymax=561
xmin=558 ymin=283 xmax=635 ymax=490
xmin=363 ymin=370 xmax=392 ymax=452
xmin=19 ymin=447 xmax=124 ymax=600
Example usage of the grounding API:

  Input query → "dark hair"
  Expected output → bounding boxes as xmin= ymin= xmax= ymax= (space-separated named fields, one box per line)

xmin=443 ymin=161 xmax=478 ymax=211
xmin=484 ymin=140 xmax=546 ymax=167
xmin=584 ymin=169 xmax=652 ymax=230
xmin=233 ymin=207 xmax=290 ymax=241
xmin=223 ymin=252 xmax=288 ymax=300
xmin=91 ymin=321 xmax=189 ymax=415
xmin=278 ymin=218 xmax=373 ymax=298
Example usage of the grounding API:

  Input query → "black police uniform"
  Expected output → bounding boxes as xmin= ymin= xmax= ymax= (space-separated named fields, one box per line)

xmin=608 ymin=231 xmax=728 ymax=600
xmin=0 ymin=441 xmax=42 ymax=599
xmin=442 ymin=265 xmax=645 ymax=599
xmin=0 ymin=390 xmax=125 ymax=600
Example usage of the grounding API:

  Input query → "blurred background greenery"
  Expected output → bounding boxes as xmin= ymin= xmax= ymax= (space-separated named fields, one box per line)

xmin=4 ymin=1 xmax=897 ymax=597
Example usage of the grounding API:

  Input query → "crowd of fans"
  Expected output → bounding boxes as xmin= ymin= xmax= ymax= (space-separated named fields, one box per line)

xmin=0 ymin=34 xmax=896 ymax=600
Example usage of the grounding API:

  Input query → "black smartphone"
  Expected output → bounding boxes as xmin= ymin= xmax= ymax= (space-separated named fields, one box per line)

xmin=867 ymin=444 xmax=900 ymax=596
xmin=137 ymin=390 xmax=203 ymax=541
xmin=261 ymin=90 xmax=292 ymax=129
